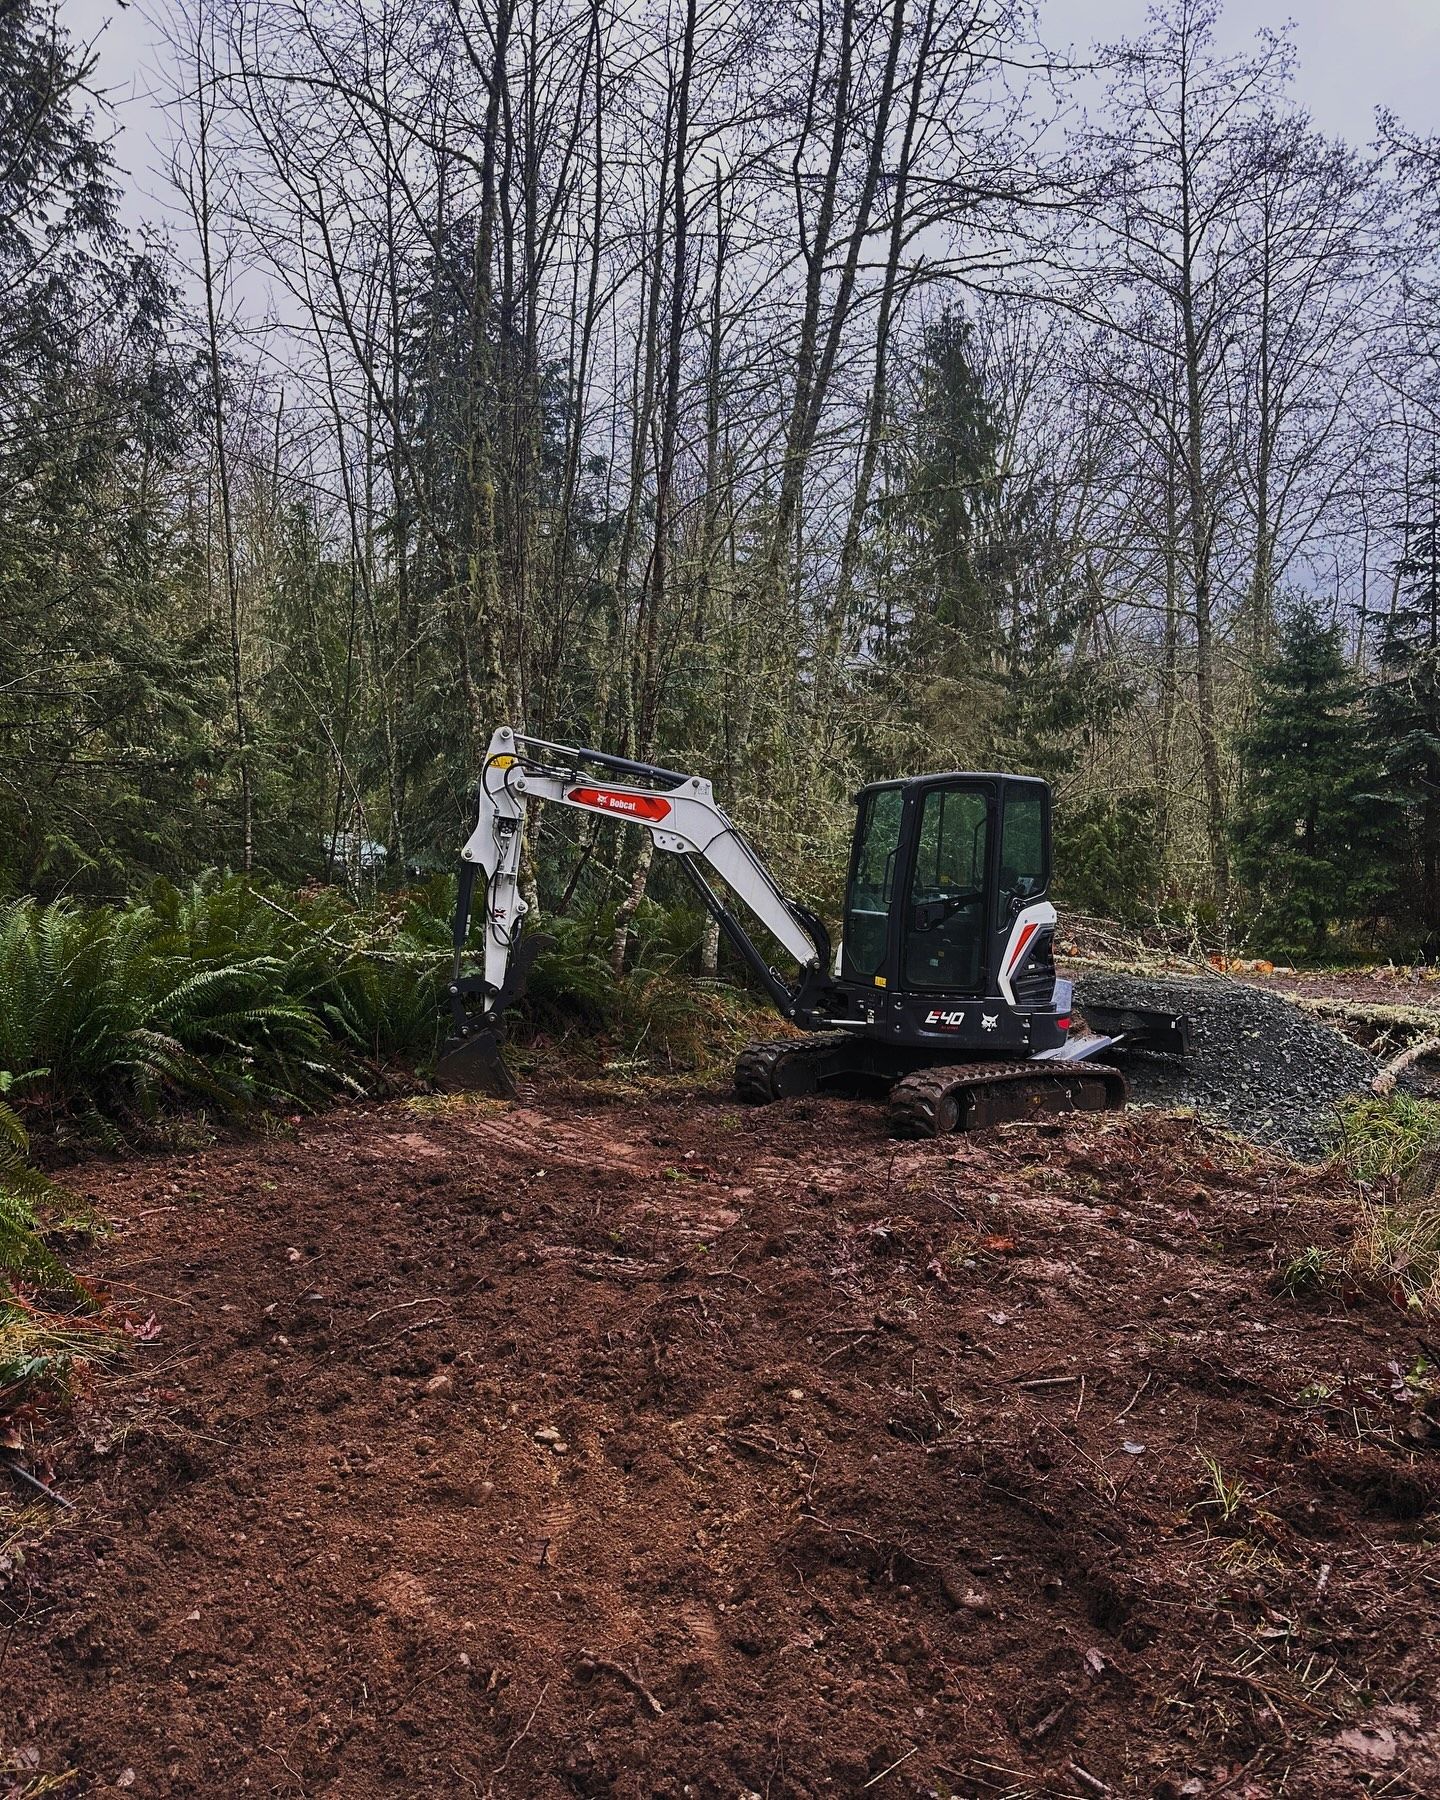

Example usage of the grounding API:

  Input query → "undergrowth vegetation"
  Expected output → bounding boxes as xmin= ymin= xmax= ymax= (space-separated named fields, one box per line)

xmin=0 ymin=875 xmax=757 ymax=1140
xmin=0 ymin=1096 xmax=111 ymax=1423
xmin=0 ymin=877 xmax=452 ymax=1130
xmin=0 ymin=1095 xmax=68 ymax=1290
xmin=1330 ymin=1092 xmax=1440 ymax=1185
xmin=1301 ymin=1094 xmax=1440 ymax=1314
xmin=0 ymin=874 xmax=758 ymax=1420
xmin=522 ymin=910 xmax=769 ymax=1078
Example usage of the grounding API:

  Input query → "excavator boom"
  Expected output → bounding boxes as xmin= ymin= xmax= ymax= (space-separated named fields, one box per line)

xmin=437 ymin=726 xmax=830 ymax=1093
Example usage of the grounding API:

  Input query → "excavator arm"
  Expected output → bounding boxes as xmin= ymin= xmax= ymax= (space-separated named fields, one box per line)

xmin=436 ymin=725 xmax=831 ymax=1094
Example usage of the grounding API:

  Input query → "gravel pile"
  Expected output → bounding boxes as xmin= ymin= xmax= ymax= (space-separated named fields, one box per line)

xmin=1074 ymin=970 xmax=1377 ymax=1161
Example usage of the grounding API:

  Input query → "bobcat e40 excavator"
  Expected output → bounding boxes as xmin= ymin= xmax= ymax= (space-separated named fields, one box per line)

xmin=436 ymin=725 xmax=1189 ymax=1136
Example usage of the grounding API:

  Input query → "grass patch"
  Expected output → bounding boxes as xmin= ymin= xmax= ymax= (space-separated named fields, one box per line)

xmin=1274 ymin=1245 xmax=1341 ymax=1299
xmin=1329 ymin=1092 xmax=1440 ymax=1185
xmin=0 ymin=1297 xmax=119 ymax=1415
xmin=1345 ymin=1196 xmax=1440 ymax=1312
xmin=1316 ymin=1095 xmax=1440 ymax=1315
xmin=1193 ymin=1450 xmax=1249 ymax=1529
xmin=524 ymin=907 xmax=776 ymax=1084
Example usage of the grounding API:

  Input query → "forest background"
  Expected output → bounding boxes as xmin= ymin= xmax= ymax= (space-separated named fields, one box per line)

xmin=7 ymin=0 xmax=1440 ymax=968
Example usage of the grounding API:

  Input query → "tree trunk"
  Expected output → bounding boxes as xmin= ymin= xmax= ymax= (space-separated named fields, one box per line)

xmin=191 ymin=43 xmax=253 ymax=872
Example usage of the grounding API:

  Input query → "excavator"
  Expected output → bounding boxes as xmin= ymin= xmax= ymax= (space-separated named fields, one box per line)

xmin=436 ymin=726 xmax=1189 ymax=1136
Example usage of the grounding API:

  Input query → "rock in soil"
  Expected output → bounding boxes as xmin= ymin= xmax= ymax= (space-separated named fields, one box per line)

xmin=1076 ymin=969 xmax=1377 ymax=1161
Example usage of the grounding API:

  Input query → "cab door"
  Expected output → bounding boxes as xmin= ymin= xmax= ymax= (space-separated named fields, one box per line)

xmin=901 ymin=781 xmax=994 ymax=996
xmin=841 ymin=786 xmax=904 ymax=985
xmin=993 ymin=781 xmax=1054 ymax=1005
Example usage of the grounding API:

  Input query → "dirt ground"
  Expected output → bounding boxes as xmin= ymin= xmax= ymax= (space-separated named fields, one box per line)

xmin=6 ymin=1085 xmax=1440 ymax=1798
xmin=1247 ymin=968 xmax=1440 ymax=1013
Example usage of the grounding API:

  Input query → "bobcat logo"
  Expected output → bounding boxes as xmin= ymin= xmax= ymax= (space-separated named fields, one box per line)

xmin=981 ymin=1012 xmax=999 ymax=1032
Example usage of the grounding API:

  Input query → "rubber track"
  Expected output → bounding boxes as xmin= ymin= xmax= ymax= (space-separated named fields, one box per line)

xmin=887 ymin=1060 xmax=1128 ymax=1139
xmin=733 ymin=1033 xmax=858 ymax=1104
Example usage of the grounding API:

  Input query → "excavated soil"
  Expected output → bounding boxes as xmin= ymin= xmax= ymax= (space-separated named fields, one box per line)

xmin=7 ymin=1089 xmax=1440 ymax=1797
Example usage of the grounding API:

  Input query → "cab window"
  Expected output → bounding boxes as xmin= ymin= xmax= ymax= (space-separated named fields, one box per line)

xmin=843 ymin=787 xmax=903 ymax=978
xmin=999 ymin=786 xmax=1048 ymax=910
xmin=904 ymin=785 xmax=990 ymax=992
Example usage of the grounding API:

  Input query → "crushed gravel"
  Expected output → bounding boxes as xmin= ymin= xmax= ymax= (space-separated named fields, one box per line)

xmin=1075 ymin=969 xmax=1378 ymax=1161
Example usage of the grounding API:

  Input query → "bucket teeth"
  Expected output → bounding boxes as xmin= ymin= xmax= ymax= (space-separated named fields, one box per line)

xmin=433 ymin=1027 xmax=518 ymax=1099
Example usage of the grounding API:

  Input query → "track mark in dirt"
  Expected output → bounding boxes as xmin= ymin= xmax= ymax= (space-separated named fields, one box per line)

xmin=6 ymin=1092 xmax=1440 ymax=1796
xmin=449 ymin=1102 xmax=672 ymax=1175
xmin=536 ymin=1485 xmax=579 ymax=1565
xmin=680 ymin=1598 xmax=728 ymax=1668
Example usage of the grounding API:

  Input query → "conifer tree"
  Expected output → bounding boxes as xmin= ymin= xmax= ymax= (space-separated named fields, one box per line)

xmin=907 ymin=310 xmax=1001 ymax=658
xmin=1232 ymin=603 xmax=1388 ymax=956
xmin=0 ymin=0 xmax=220 ymax=897
xmin=1372 ymin=458 xmax=1440 ymax=946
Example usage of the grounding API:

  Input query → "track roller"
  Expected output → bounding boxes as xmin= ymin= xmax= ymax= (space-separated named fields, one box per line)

xmin=733 ymin=1033 xmax=865 ymax=1103
xmin=887 ymin=1060 xmax=1128 ymax=1139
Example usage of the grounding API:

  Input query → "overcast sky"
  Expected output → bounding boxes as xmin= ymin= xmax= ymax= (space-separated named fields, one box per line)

xmin=70 ymin=0 xmax=1440 ymax=235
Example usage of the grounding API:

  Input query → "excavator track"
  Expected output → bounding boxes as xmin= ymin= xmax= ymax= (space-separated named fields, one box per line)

xmin=734 ymin=1033 xmax=865 ymax=1103
xmin=887 ymin=1060 xmax=1128 ymax=1139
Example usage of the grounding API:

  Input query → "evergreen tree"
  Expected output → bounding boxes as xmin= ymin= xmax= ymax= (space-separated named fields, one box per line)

xmin=1054 ymin=789 xmax=1163 ymax=924
xmin=1232 ymin=602 xmax=1388 ymax=956
xmin=864 ymin=311 xmax=1004 ymax=771
xmin=1372 ymin=457 xmax=1440 ymax=946
xmin=906 ymin=309 xmax=1001 ymax=655
xmin=0 ymin=1 xmax=222 ymax=897
xmin=871 ymin=311 xmax=1129 ymax=786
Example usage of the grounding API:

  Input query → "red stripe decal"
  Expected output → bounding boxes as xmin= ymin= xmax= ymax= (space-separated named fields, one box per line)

xmin=566 ymin=785 xmax=672 ymax=823
xmin=1007 ymin=921 xmax=1038 ymax=971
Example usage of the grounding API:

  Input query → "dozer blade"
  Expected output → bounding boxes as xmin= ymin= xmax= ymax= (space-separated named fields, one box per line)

xmin=434 ymin=1024 xmax=519 ymax=1098
xmin=1078 ymin=1001 xmax=1191 ymax=1058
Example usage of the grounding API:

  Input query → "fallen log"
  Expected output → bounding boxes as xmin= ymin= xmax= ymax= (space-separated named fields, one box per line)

xmin=1373 ymin=1033 xmax=1440 ymax=1096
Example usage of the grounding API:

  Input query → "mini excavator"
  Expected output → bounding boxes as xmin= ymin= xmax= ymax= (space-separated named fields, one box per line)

xmin=436 ymin=726 xmax=1189 ymax=1136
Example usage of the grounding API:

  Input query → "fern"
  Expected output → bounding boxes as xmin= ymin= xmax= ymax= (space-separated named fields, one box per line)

xmin=0 ymin=1297 xmax=116 ymax=1408
xmin=0 ymin=874 xmax=461 ymax=1128
xmin=0 ymin=1097 xmax=76 ymax=1296
xmin=0 ymin=875 xmax=753 ymax=1121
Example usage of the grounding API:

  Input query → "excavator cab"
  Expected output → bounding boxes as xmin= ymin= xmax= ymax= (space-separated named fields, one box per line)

xmin=828 ymin=773 xmax=1067 ymax=1056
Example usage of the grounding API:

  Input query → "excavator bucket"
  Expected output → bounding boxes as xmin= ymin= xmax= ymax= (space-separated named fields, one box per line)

xmin=434 ymin=1022 xmax=519 ymax=1098
xmin=435 ymin=854 xmax=553 ymax=1098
